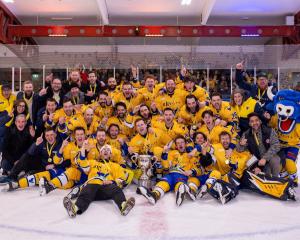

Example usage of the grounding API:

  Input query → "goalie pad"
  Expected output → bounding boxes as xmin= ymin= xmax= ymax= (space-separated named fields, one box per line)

xmin=240 ymin=170 xmax=295 ymax=201
xmin=208 ymin=179 xmax=239 ymax=204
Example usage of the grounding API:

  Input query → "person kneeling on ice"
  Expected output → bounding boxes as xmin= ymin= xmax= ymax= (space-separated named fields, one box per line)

xmin=137 ymin=135 xmax=200 ymax=206
xmin=63 ymin=143 xmax=135 ymax=218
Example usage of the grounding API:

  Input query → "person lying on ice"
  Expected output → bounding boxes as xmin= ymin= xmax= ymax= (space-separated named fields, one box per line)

xmin=63 ymin=143 xmax=135 ymax=218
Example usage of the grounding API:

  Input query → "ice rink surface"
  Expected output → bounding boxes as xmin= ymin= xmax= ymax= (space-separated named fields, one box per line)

xmin=1 ymin=163 xmax=300 ymax=240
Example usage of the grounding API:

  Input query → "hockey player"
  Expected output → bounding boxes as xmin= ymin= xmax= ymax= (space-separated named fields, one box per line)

xmin=133 ymin=104 xmax=161 ymax=128
xmin=177 ymin=94 xmax=210 ymax=128
xmin=152 ymin=108 xmax=188 ymax=143
xmin=67 ymin=107 xmax=100 ymax=137
xmin=193 ymin=131 xmax=249 ymax=204
xmin=195 ymin=131 xmax=296 ymax=203
xmin=137 ymin=136 xmax=200 ymax=206
xmin=155 ymin=78 xmax=185 ymax=113
xmin=87 ymin=129 xmax=126 ymax=168
xmin=112 ymin=82 xmax=139 ymax=113
xmin=128 ymin=118 xmax=169 ymax=156
xmin=105 ymin=102 xmax=134 ymax=137
xmin=45 ymin=98 xmax=81 ymax=131
xmin=198 ymin=110 xmax=237 ymax=145
xmin=106 ymin=123 xmax=128 ymax=152
xmin=38 ymin=127 xmax=88 ymax=195
xmin=127 ymin=118 xmax=169 ymax=180
xmin=93 ymin=91 xmax=113 ymax=120
xmin=63 ymin=144 xmax=135 ymax=218
xmin=178 ymin=76 xmax=208 ymax=104
xmin=134 ymin=74 xmax=159 ymax=108
xmin=210 ymin=92 xmax=238 ymax=129
xmin=105 ymin=77 xmax=118 ymax=99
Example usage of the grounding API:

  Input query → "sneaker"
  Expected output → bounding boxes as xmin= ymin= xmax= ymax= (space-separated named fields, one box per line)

xmin=197 ymin=184 xmax=208 ymax=199
xmin=175 ymin=184 xmax=186 ymax=206
xmin=186 ymin=186 xmax=197 ymax=201
xmin=63 ymin=197 xmax=77 ymax=218
xmin=137 ymin=186 xmax=157 ymax=205
xmin=39 ymin=177 xmax=55 ymax=196
xmin=3 ymin=181 xmax=19 ymax=192
xmin=0 ymin=175 xmax=13 ymax=186
xmin=120 ymin=197 xmax=135 ymax=216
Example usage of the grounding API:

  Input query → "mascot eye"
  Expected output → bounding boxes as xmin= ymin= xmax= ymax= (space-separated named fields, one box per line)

xmin=278 ymin=107 xmax=282 ymax=111
xmin=287 ymin=109 xmax=291 ymax=113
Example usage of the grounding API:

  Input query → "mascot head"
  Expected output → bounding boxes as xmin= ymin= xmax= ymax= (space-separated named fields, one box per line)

xmin=268 ymin=90 xmax=300 ymax=133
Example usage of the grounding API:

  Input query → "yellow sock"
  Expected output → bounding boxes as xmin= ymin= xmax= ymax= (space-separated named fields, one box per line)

xmin=18 ymin=171 xmax=51 ymax=188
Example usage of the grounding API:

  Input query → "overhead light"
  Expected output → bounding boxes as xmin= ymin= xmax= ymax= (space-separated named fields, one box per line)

xmin=48 ymin=34 xmax=67 ymax=37
xmin=241 ymin=34 xmax=260 ymax=37
xmin=51 ymin=17 xmax=73 ymax=21
xmin=3 ymin=0 xmax=14 ymax=3
xmin=145 ymin=34 xmax=164 ymax=37
xmin=181 ymin=0 xmax=192 ymax=5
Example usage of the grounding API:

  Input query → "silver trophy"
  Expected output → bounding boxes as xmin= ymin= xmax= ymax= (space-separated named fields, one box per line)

xmin=132 ymin=154 xmax=154 ymax=189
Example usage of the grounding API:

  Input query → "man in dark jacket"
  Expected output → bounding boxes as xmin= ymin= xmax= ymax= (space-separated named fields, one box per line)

xmin=80 ymin=71 xmax=104 ymax=104
xmin=236 ymin=112 xmax=282 ymax=176
xmin=235 ymin=61 xmax=277 ymax=110
xmin=0 ymin=127 xmax=63 ymax=185
xmin=35 ymin=98 xmax=57 ymax=137
xmin=1 ymin=114 xmax=35 ymax=174
xmin=38 ymin=78 xmax=65 ymax=110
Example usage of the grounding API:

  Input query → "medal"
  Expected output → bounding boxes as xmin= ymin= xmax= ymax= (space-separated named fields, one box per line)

xmin=46 ymin=142 xmax=56 ymax=163
xmin=72 ymin=96 xmax=79 ymax=105
xmin=90 ymin=85 xmax=96 ymax=94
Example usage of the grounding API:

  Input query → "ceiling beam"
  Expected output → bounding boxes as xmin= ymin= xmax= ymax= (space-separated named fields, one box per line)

xmin=0 ymin=1 xmax=37 ymax=69
xmin=8 ymin=25 xmax=299 ymax=38
xmin=96 ymin=0 xmax=109 ymax=25
xmin=201 ymin=0 xmax=216 ymax=25
xmin=0 ymin=1 xmax=36 ymax=44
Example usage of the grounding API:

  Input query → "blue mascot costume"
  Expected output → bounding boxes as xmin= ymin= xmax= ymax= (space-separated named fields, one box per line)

xmin=268 ymin=89 xmax=300 ymax=185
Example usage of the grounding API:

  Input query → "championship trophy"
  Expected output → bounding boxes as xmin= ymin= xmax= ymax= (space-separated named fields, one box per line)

xmin=132 ymin=154 xmax=154 ymax=189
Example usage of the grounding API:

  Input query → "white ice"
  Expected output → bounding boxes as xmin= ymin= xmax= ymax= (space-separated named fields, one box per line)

xmin=1 ymin=163 xmax=300 ymax=240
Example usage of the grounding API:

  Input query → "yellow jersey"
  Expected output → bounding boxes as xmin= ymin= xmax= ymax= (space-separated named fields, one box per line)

xmin=211 ymin=143 xmax=251 ymax=178
xmin=162 ymin=150 xmax=201 ymax=175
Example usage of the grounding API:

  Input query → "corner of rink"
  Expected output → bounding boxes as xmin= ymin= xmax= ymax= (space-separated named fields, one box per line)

xmin=1 ymin=158 xmax=300 ymax=240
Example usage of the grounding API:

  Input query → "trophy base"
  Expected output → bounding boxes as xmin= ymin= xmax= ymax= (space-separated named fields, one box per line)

xmin=138 ymin=179 xmax=154 ymax=189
